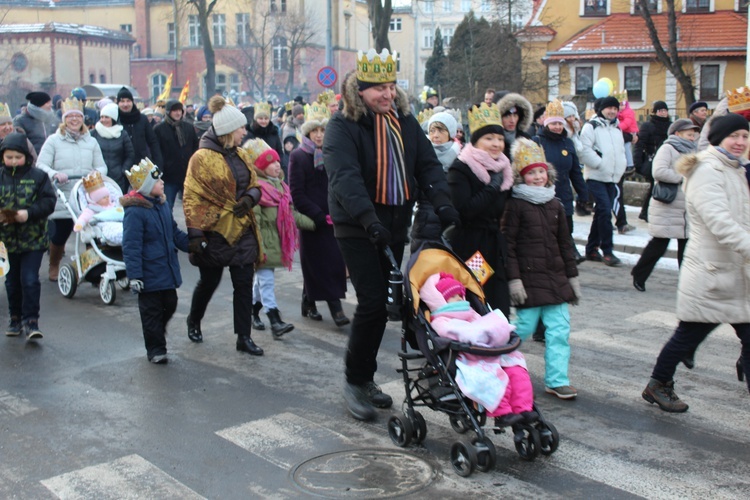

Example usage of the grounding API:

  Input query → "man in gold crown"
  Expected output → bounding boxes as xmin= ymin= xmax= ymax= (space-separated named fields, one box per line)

xmin=324 ymin=48 xmax=460 ymax=421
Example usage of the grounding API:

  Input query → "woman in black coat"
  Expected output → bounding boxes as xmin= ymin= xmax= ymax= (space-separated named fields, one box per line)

xmin=89 ymin=103 xmax=135 ymax=193
xmin=448 ymin=104 xmax=515 ymax=316
xmin=288 ymin=110 xmax=349 ymax=326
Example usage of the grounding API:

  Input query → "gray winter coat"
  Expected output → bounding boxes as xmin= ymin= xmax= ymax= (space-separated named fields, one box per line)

xmin=647 ymin=142 xmax=688 ymax=240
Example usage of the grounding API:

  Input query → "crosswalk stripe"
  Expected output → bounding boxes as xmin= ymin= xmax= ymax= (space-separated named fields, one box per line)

xmin=40 ymin=454 xmax=204 ymax=499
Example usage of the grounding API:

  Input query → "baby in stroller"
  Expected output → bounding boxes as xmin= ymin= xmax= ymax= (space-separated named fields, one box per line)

xmin=73 ymin=171 xmax=124 ymax=246
xmin=420 ymin=271 xmax=535 ymax=427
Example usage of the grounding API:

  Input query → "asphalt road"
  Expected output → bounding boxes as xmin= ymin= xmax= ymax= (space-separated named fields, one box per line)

xmin=1 ymin=206 xmax=749 ymax=499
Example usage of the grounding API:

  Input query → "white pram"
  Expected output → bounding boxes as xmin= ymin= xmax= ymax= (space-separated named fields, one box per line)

xmin=55 ymin=175 xmax=129 ymax=305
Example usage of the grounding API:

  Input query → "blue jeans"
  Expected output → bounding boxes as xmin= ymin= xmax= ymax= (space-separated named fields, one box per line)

xmin=513 ymin=304 xmax=571 ymax=388
xmin=164 ymin=182 xmax=182 ymax=213
xmin=5 ymin=250 xmax=45 ymax=323
xmin=252 ymin=268 xmax=277 ymax=311
xmin=585 ymin=179 xmax=617 ymax=255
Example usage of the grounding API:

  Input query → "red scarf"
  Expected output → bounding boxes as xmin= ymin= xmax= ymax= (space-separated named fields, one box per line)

xmin=258 ymin=178 xmax=298 ymax=270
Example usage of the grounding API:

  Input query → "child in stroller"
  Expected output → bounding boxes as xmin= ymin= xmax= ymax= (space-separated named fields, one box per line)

xmin=74 ymin=171 xmax=124 ymax=245
xmin=419 ymin=271 xmax=535 ymax=428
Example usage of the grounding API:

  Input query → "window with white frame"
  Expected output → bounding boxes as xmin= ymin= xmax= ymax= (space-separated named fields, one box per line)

xmin=151 ymin=74 xmax=167 ymax=100
xmin=686 ymin=0 xmax=711 ymax=12
xmin=443 ymin=0 xmax=452 ymax=12
xmin=168 ymin=22 xmax=175 ymax=53
xmin=575 ymin=66 xmax=594 ymax=100
xmin=624 ymin=66 xmax=643 ymax=101
xmin=423 ymin=27 xmax=434 ymax=49
xmin=424 ymin=0 xmax=434 ymax=13
xmin=273 ymin=36 xmax=288 ymax=71
xmin=700 ymin=64 xmax=720 ymax=100
xmin=634 ymin=0 xmax=658 ymax=13
xmin=230 ymin=73 xmax=240 ymax=93
xmin=236 ymin=13 xmax=250 ymax=46
xmin=461 ymin=0 xmax=471 ymax=11
xmin=213 ymin=14 xmax=226 ymax=47
xmin=583 ymin=0 xmax=608 ymax=16
xmin=270 ymin=0 xmax=286 ymax=13
xmin=120 ymin=24 xmax=132 ymax=34
xmin=188 ymin=15 xmax=201 ymax=46
xmin=215 ymin=73 xmax=227 ymax=94
xmin=390 ymin=17 xmax=402 ymax=32
xmin=442 ymin=26 xmax=454 ymax=47
xmin=738 ymin=0 xmax=748 ymax=13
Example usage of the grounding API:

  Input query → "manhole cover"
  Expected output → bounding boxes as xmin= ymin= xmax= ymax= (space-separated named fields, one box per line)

xmin=291 ymin=448 xmax=437 ymax=498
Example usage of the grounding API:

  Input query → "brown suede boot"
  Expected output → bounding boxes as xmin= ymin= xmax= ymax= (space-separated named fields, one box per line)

xmin=48 ymin=244 xmax=65 ymax=282
xmin=642 ymin=378 xmax=688 ymax=413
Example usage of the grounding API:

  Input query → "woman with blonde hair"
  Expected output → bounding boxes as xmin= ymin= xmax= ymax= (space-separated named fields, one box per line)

xmin=36 ymin=97 xmax=107 ymax=281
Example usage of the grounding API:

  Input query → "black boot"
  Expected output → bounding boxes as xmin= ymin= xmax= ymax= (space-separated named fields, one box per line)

xmin=737 ymin=355 xmax=744 ymax=382
xmin=267 ymin=308 xmax=294 ymax=339
xmin=252 ymin=302 xmax=265 ymax=331
xmin=328 ymin=299 xmax=350 ymax=327
xmin=187 ymin=315 xmax=203 ymax=343
xmin=301 ymin=294 xmax=323 ymax=321
xmin=236 ymin=335 xmax=264 ymax=356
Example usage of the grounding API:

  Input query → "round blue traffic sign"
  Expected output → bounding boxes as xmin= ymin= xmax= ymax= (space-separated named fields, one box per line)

xmin=317 ymin=66 xmax=337 ymax=88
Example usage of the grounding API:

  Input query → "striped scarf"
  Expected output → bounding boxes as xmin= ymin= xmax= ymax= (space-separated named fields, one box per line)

xmin=374 ymin=109 xmax=409 ymax=205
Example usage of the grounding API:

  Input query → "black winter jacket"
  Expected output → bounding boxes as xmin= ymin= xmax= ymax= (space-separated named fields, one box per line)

xmin=89 ymin=128 xmax=136 ymax=193
xmin=533 ymin=128 xmax=587 ymax=216
xmin=119 ymin=108 xmax=164 ymax=168
xmin=13 ymin=113 xmax=57 ymax=155
xmin=0 ymin=163 xmax=56 ymax=253
xmin=634 ymin=115 xmax=671 ymax=166
xmin=153 ymin=119 xmax=199 ymax=185
xmin=246 ymin=122 xmax=283 ymax=159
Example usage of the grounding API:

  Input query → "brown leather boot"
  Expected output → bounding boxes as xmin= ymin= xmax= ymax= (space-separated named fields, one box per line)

xmin=48 ymin=244 xmax=65 ymax=282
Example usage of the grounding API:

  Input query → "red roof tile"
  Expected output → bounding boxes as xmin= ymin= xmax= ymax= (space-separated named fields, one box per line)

xmin=546 ymin=10 xmax=747 ymax=61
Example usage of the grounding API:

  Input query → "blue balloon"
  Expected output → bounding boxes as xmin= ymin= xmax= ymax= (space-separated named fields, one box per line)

xmin=592 ymin=79 xmax=611 ymax=99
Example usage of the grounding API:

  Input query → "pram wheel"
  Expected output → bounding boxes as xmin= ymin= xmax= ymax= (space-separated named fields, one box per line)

xmin=449 ymin=415 xmax=469 ymax=434
xmin=58 ymin=264 xmax=77 ymax=298
xmin=450 ymin=440 xmax=477 ymax=477
xmin=99 ymin=278 xmax=116 ymax=305
xmin=472 ymin=436 xmax=496 ymax=472
xmin=411 ymin=411 xmax=427 ymax=444
xmin=387 ymin=414 xmax=413 ymax=447
xmin=538 ymin=422 xmax=559 ymax=456
xmin=513 ymin=423 xmax=541 ymax=461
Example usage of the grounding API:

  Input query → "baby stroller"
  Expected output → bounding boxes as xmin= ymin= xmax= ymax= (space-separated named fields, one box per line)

xmin=386 ymin=241 xmax=559 ymax=477
xmin=54 ymin=175 xmax=129 ymax=305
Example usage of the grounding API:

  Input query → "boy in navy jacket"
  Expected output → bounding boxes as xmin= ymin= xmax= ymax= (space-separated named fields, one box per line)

xmin=121 ymin=158 xmax=190 ymax=364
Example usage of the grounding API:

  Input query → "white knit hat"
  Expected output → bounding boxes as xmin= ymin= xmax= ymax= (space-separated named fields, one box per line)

xmin=428 ymin=112 xmax=458 ymax=138
xmin=209 ymin=96 xmax=247 ymax=136
xmin=100 ymin=102 xmax=119 ymax=121
xmin=562 ymin=101 xmax=579 ymax=119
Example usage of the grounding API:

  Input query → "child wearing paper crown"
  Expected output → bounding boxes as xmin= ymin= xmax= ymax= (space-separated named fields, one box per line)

xmin=242 ymin=138 xmax=315 ymax=338
xmin=419 ymin=272 xmax=535 ymax=427
xmin=121 ymin=158 xmax=190 ymax=364
xmin=501 ymin=138 xmax=582 ymax=400
xmin=74 ymin=171 xmax=123 ymax=236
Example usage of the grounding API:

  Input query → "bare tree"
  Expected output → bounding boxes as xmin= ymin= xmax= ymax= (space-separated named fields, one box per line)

xmin=280 ymin=8 xmax=319 ymax=98
xmin=182 ymin=0 xmax=219 ymax=99
xmin=367 ymin=0 xmax=393 ymax=52
xmin=491 ymin=0 xmax=532 ymax=31
xmin=636 ymin=0 xmax=696 ymax=106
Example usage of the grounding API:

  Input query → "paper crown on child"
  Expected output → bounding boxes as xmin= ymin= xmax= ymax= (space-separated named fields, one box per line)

xmin=543 ymin=99 xmax=565 ymax=126
xmin=435 ymin=272 xmax=465 ymax=301
xmin=254 ymin=101 xmax=272 ymax=119
xmin=357 ymin=48 xmax=398 ymax=88
xmin=243 ymin=138 xmax=280 ymax=170
xmin=726 ymin=86 xmax=750 ymax=118
xmin=61 ymin=97 xmax=84 ymax=117
xmin=613 ymin=89 xmax=628 ymax=103
xmin=0 ymin=102 xmax=12 ymax=123
xmin=126 ymin=158 xmax=161 ymax=195
xmin=512 ymin=138 xmax=548 ymax=177
xmin=417 ymin=108 xmax=435 ymax=125
xmin=467 ymin=102 xmax=502 ymax=135
xmin=82 ymin=170 xmax=105 ymax=193
xmin=317 ymin=89 xmax=336 ymax=106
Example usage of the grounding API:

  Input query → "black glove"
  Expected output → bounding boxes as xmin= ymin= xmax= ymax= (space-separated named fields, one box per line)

xmin=312 ymin=213 xmax=328 ymax=229
xmin=436 ymin=205 xmax=461 ymax=230
xmin=233 ymin=195 xmax=255 ymax=217
xmin=188 ymin=237 xmax=206 ymax=254
xmin=488 ymin=172 xmax=503 ymax=190
xmin=367 ymin=222 xmax=392 ymax=248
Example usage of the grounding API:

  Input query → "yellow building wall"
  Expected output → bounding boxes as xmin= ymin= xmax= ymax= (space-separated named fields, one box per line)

xmin=3 ymin=6 xmax=135 ymax=28
xmin=54 ymin=40 xmax=81 ymax=85
xmin=0 ymin=38 xmax=51 ymax=85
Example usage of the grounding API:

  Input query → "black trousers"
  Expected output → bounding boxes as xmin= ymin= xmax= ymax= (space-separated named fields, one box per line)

xmin=614 ymin=177 xmax=629 ymax=229
xmin=337 ymin=237 xmax=404 ymax=386
xmin=138 ymin=289 xmax=178 ymax=360
xmin=651 ymin=321 xmax=750 ymax=392
xmin=189 ymin=265 xmax=254 ymax=337
xmin=632 ymin=237 xmax=686 ymax=283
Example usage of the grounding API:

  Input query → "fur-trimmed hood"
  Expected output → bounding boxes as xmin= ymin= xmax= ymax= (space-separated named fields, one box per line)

xmin=675 ymin=152 xmax=699 ymax=178
xmin=300 ymin=117 xmax=328 ymax=138
xmin=119 ymin=192 xmax=166 ymax=209
xmin=496 ymin=93 xmax=533 ymax=133
xmin=340 ymin=72 xmax=411 ymax=122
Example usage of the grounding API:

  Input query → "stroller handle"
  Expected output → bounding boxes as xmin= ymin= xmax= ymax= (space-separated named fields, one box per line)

xmin=441 ymin=224 xmax=458 ymax=246
xmin=51 ymin=174 xmax=84 ymax=189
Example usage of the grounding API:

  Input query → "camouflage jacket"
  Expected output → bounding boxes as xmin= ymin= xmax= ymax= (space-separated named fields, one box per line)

xmin=0 ymin=165 xmax=56 ymax=253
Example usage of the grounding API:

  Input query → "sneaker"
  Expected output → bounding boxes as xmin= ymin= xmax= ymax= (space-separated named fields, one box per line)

xmin=642 ymin=378 xmax=688 ymax=412
xmin=364 ymin=381 xmax=393 ymax=408
xmin=617 ymin=224 xmax=636 ymax=235
xmin=6 ymin=317 xmax=22 ymax=337
xmin=587 ymin=251 xmax=603 ymax=262
xmin=602 ymin=254 xmax=621 ymax=267
xmin=150 ymin=354 xmax=169 ymax=364
xmin=344 ymin=383 xmax=376 ymax=421
xmin=545 ymin=385 xmax=578 ymax=399
xmin=23 ymin=321 xmax=43 ymax=340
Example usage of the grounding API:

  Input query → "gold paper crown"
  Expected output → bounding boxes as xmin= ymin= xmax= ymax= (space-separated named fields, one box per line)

xmin=0 ymin=102 xmax=11 ymax=121
xmin=242 ymin=138 xmax=273 ymax=166
xmin=511 ymin=138 xmax=547 ymax=174
xmin=468 ymin=102 xmax=502 ymax=134
xmin=726 ymin=86 xmax=750 ymax=113
xmin=284 ymin=101 xmax=295 ymax=112
xmin=613 ymin=89 xmax=628 ymax=102
xmin=61 ymin=97 xmax=84 ymax=115
xmin=304 ymin=102 xmax=330 ymax=122
xmin=417 ymin=108 xmax=435 ymax=125
xmin=356 ymin=48 xmax=398 ymax=84
xmin=545 ymin=99 xmax=564 ymax=120
xmin=255 ymin=101 xmax=272 ymax=118
xmin=125 ymin=158 xmax=158 ymax=191
xmin=82 ymin=170 xmax=105 ymax=193
xmin=317 ymin=89 xmax=336 ymax=106
xmin=85 ymin=100 xmax=97 ymax=109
